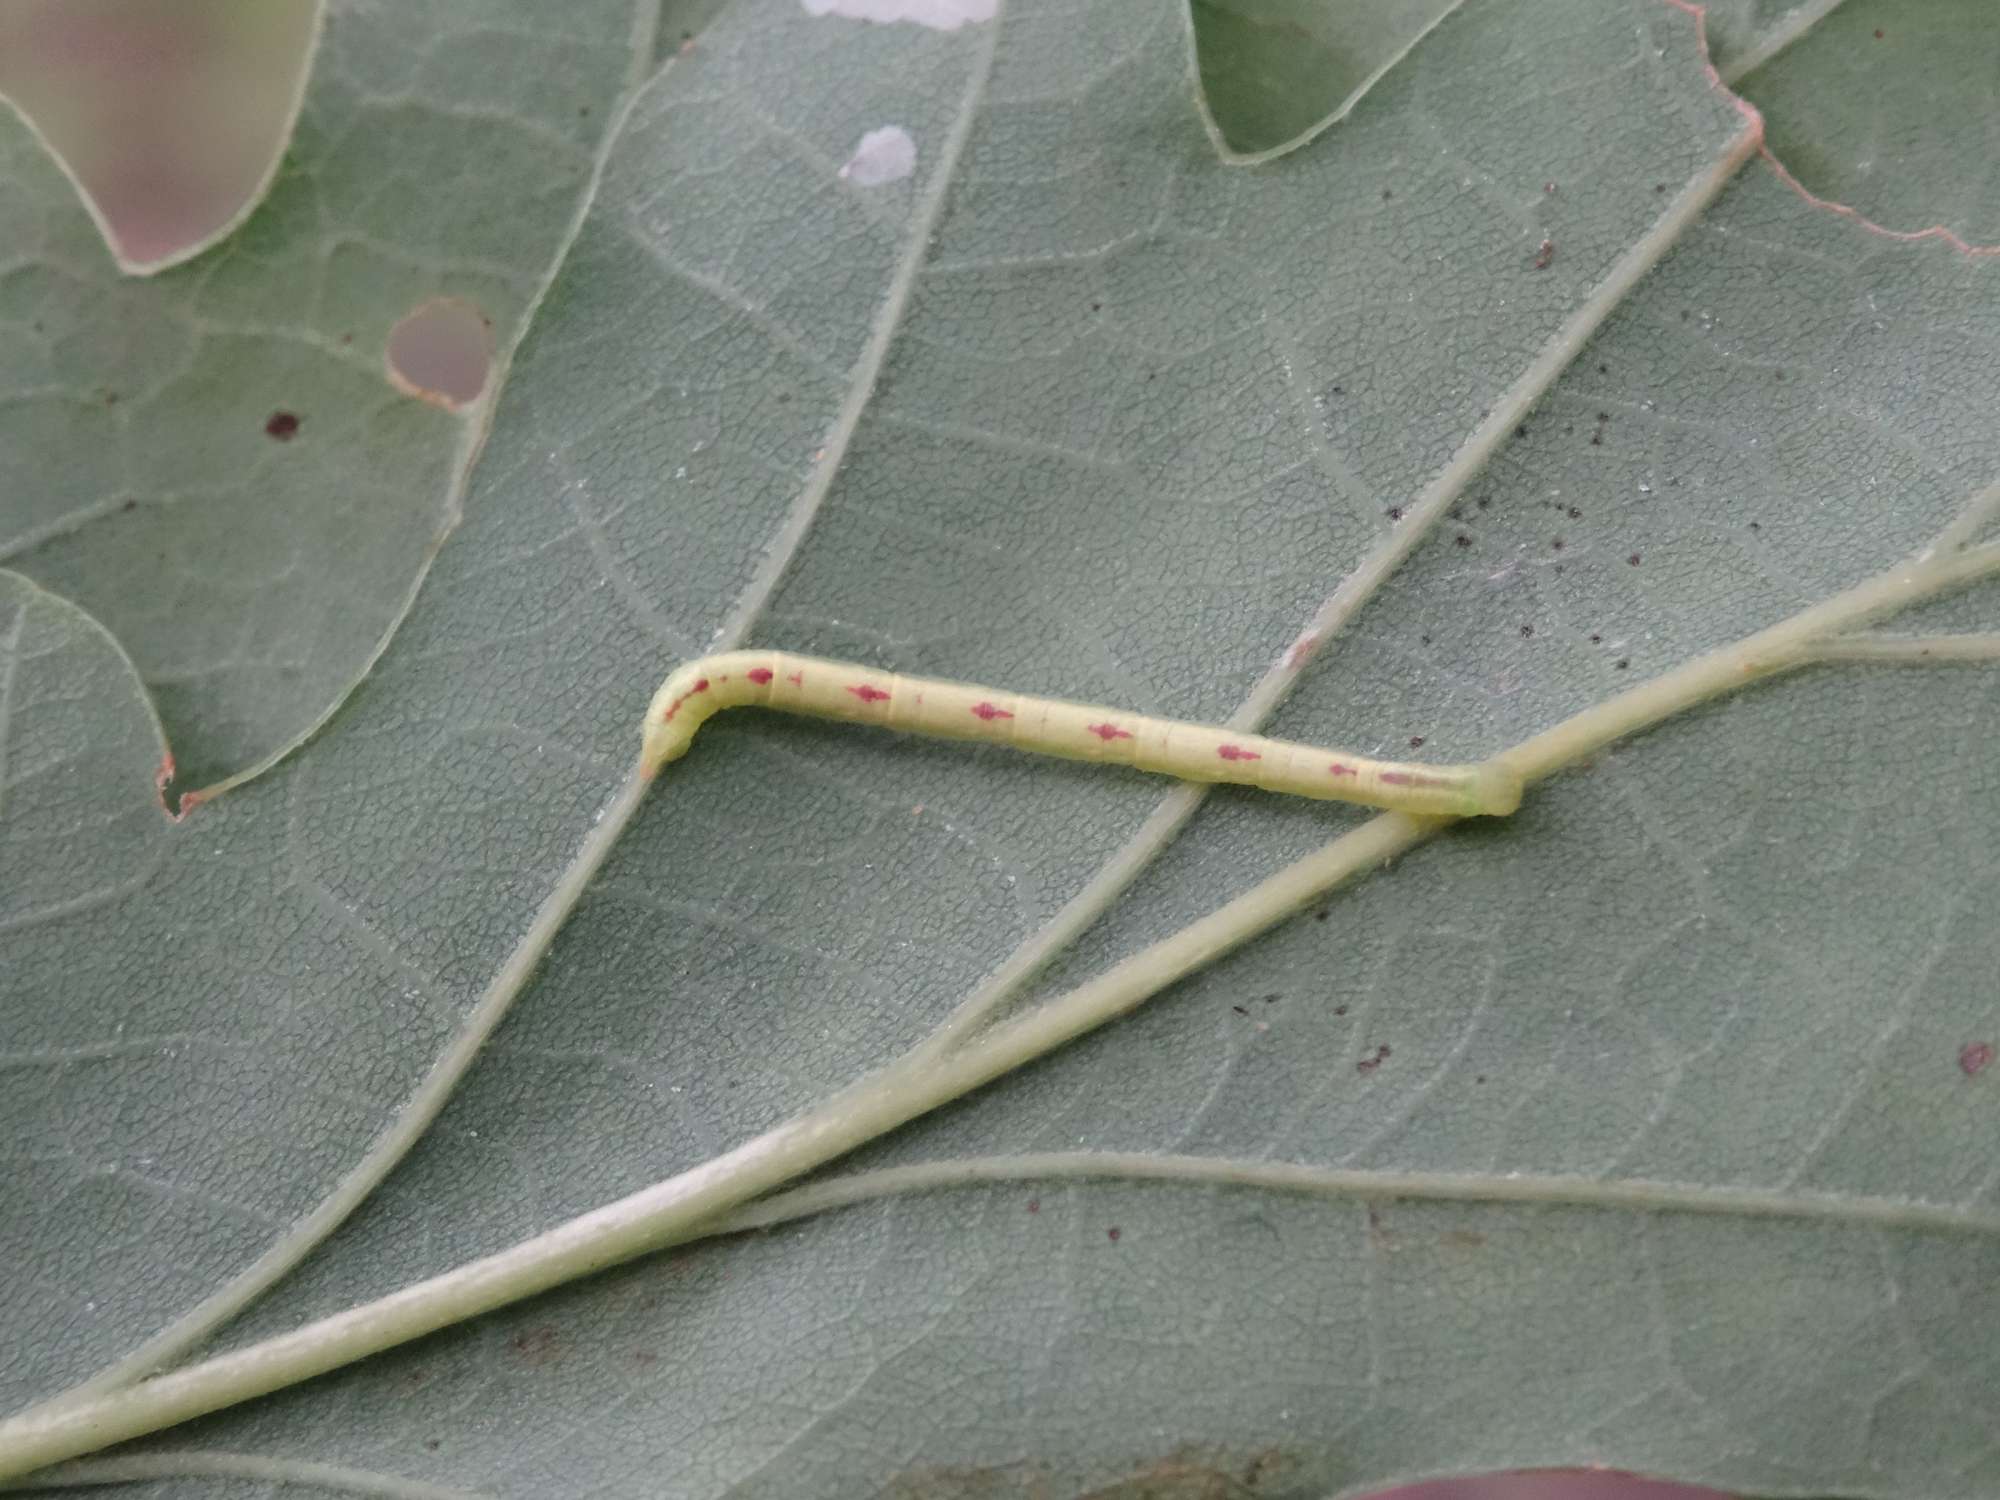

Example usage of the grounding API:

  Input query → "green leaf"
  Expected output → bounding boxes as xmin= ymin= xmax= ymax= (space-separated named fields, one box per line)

xmin=1189 ymin=0 xmax=1464 ymax=161
xmin=7 ymin=1 xmax=2000 ymax=1496
xmin=0 ymin=0 xmax=642 ymax=802
xmin=1726 ymin=0 xmax=1999 ymax=245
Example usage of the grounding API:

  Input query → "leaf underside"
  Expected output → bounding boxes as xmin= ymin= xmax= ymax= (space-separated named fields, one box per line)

xmin=5 ymin=0 xmax=2000 ymax=1496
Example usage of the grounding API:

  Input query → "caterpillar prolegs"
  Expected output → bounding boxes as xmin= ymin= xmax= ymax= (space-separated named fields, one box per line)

xmin=642 ymin=652 xmax=1523 ymax=818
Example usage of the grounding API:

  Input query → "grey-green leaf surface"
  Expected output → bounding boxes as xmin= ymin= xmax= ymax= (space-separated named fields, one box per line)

xmin=6 ymin=0 xmax=2000 ymax=1496
xmin=0 ymin=0 xmax=642 ymax=803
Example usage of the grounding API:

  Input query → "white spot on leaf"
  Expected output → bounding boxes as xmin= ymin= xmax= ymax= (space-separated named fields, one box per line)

xmin=839 ymin=126 xmax=916 ymax=187
xmin=802 ymin=0 xmax=995 ymax=29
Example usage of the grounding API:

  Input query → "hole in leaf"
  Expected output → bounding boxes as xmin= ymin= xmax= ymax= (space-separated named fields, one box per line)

xmin=385 ymin=297 xmax=493 ymax=411
xmin=0 ymin=0 xmax=321 ymax=273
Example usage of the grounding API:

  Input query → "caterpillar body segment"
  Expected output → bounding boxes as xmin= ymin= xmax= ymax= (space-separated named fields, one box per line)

xmin=642 ymin=651 xmax=1522 ymax=818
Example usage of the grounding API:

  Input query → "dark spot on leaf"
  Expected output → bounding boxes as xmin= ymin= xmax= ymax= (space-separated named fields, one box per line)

xmin=1597 ymin=362 xmax=1608 ymax=374
xmin=1533 ymin=238 xmax=1555 ymax=270
xmin=1961 ymin=1041 xmax=1994 ymax=1077
xmin=1027 ymin=1198 xmax=1039 ymax=1213
xmin=1552 ymin=538 xmax=1564 ymax=550
xmin=1381 ymin=188 xmax=1393 ymax=201
xmin=1262 ymin=992 xmax=1281 ymax=1004
xmin=1475 ymin=496 xmax=1489 ymax=508
xmin=1589 ymin=633 xmax=1602 ymax=644
xmin=424 ymin=1439 xmax=441 ymax=1452
xmin=1749 ymin=521 xmax=1762 ymax=531
xmin=1232 ymin=1004 xmax=1249 ymax=1016
xmin=1628 ymin=553 xmax=1641 ymax=566
xmin=1654 ymin=182 xmax=1667 ymax=193
xmin=1409 ymin=735 xmax=1425 ymax=748
xmin=1874 ymin=27 xmax=1884 ymax=38
xmin=1107 ymin=1226 xmax=1121 ymax=1242
xmin=1568 ymin=506 xmax=1582 ymax=519
xmin=1386 ymin=505 xmax=1402 ymax=520
xmin=1520 ymin=624 xmax=1533 ymax=638
xmin=1615 ymin=658 xmax=1630 ymax=669
xmin=1455 ymin=534 xmax=1472 ymax=548
xmin=264 ymin=410 xmax=300 ymax=440
xmin=1544 ymin=181 xmax=1556 ymax=194
xmin=1516 ymin=424 xmax=1528 ymax=438
xmin=1590 ymin=432 xmax=1602 ymax=446
xmin=507 ymin=1324 xmax=561 ymax=1366
xmin=120 ymin=498 xmax=138 ymax=513
xmin=1333 ymin=1004 xmax=1348 ymax=1016
xmin=1313 ymin=908 xmax=1330 ymax=922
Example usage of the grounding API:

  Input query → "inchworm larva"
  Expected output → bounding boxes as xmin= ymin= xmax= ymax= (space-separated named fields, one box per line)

xmin=643 ymin=652 xmax=1522 ymax=818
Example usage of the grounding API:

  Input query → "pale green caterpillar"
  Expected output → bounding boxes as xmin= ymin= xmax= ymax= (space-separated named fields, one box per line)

xmin=642 ymin=652 xmax=1522 ymax=818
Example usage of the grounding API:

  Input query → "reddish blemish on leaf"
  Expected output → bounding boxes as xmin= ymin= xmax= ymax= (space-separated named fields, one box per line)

xmin=1087 ymin=722 xmax=1132 ymax=741
xmin=264 ymin=410 xmax=300 ymax=440
xmin=1328 ymin=763 xmax=1357 ymax=777
xmin=969 ymin=701 xmax=1013 ymax=721
xmin=1961 ymin=1041 xmax=1995 ymax=1077
xmin=848 ymin=683 xmax=891 ymax=703
xmin=748 ymin=667 xmax=774 ymax=684
xmin=1379 ymin=771 xmax=1414 ymax=786
xmin=691 ymin=678 xmax=709 ymax=693
xmin=1217 ymin=744 xmax=1260 ymax=762
xmin=786 ymin=671 xmax=804 ymax=686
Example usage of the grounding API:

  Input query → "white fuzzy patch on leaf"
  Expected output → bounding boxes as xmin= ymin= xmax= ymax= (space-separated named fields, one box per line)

xmin=839 ymin=125 xmax=917 ymax=186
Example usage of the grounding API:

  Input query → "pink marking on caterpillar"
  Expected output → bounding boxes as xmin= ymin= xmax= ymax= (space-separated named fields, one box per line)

xmin=640 ymin=651 xmax=1523 ymax=817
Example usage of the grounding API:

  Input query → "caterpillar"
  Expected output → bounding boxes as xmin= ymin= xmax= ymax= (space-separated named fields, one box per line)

xmin=641 ymin=652 xmax=1522 ymax=818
